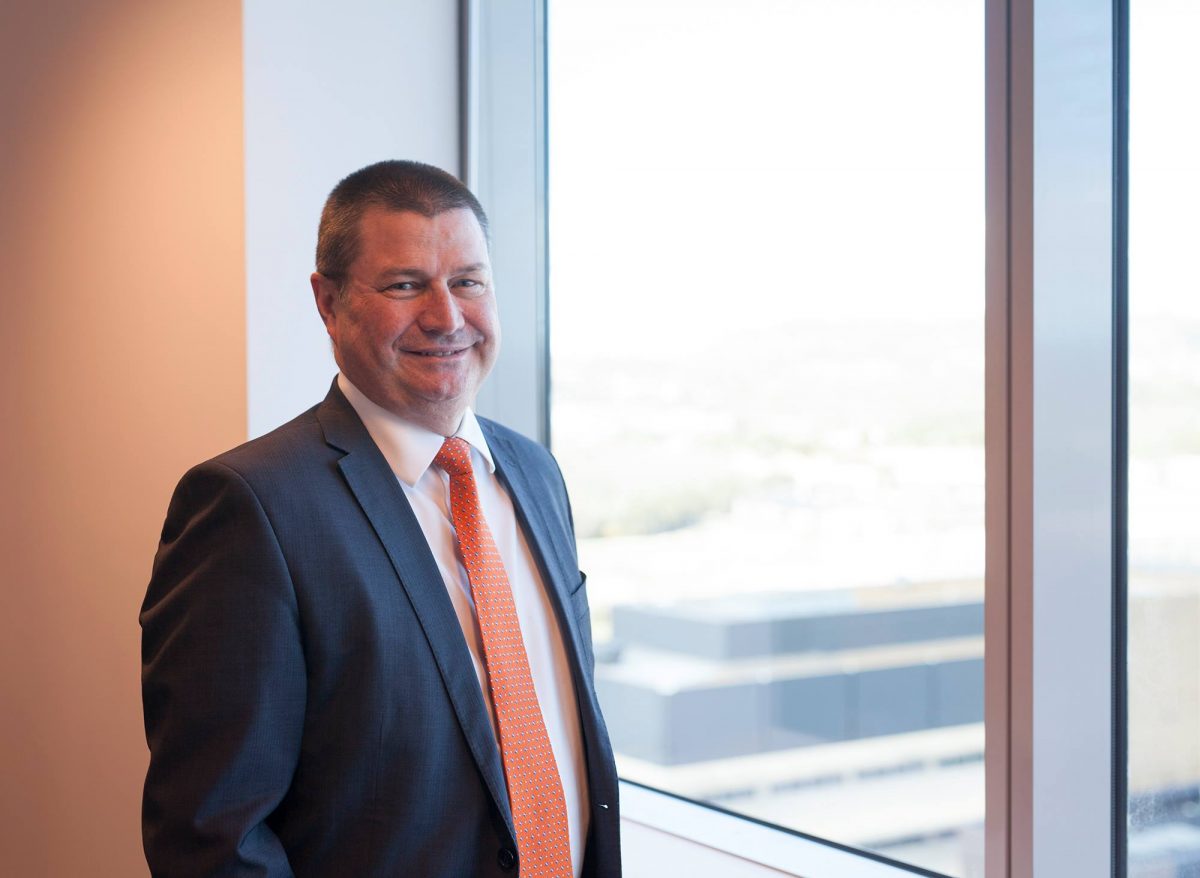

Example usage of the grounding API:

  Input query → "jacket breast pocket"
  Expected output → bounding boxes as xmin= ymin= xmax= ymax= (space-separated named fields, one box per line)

xmin=568 ymin=572 xmax=595 ymax=675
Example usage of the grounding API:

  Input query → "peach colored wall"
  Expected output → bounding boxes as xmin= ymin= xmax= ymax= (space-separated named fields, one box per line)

xmin=0 ymin=1 xmax=245 ymax=873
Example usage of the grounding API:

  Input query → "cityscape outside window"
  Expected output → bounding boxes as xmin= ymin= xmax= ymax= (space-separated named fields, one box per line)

xmin=549 ymin=2 xmax=984 ymax=874
xmin=1127 ymin=3 xmax=1200 ymax=876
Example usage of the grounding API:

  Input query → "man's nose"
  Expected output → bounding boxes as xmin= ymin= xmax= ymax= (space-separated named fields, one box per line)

xmin=418 ymin=282 xmax=466 ymax=334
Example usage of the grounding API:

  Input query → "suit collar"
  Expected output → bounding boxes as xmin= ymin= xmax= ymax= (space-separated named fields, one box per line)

xmin=315 ymin=378 xmax=376 ymax=455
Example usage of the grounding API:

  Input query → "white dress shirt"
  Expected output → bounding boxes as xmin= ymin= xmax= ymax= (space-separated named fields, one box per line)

xmin=338 ymin=374 xmax=590 ymax=877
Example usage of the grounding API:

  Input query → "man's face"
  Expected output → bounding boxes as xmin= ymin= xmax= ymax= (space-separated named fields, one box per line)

xmin=313 ymin=207 xmax=500 ymax=434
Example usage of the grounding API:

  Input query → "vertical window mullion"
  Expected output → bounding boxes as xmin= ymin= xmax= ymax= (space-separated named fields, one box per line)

xmin=991 ymin=1 xmax=1119 ymax=876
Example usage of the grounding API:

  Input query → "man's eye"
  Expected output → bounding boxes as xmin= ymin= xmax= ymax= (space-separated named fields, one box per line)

xmin=385 ymin=282 xmax=419 ymax=293
xmin=453 ymin=278 xmax=486 ymax=295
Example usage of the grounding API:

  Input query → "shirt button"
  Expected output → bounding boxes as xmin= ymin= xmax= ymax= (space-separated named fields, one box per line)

xmin=497 ymin=847 xmax=517 ymax=872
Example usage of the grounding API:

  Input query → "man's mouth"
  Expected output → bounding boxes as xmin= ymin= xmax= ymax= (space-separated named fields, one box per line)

xmin=409 ymin=347 xmax=468 ymax=358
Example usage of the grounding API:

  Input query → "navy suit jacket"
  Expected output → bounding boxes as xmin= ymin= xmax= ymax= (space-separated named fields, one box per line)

xmin=140 ymin=382 xmax=621 ymax=877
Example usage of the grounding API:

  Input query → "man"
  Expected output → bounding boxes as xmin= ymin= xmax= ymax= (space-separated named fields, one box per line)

xmin=140 ymin=160 xmax=621 ymax=877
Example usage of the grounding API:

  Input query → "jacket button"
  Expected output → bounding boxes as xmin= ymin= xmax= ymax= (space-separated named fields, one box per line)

xmin=497 ymin=847 xmax=517 ymax=872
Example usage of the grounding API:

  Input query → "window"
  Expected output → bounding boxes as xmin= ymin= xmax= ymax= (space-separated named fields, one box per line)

xmin=548 ymin=2 xmax=984 ymax=874
xmin=1127 ymin=2 xmax=1200 ymax=874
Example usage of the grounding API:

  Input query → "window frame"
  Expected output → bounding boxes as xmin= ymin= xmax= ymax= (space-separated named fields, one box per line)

xmin=461 ymin=0 xmax=551 ymax=444
xmin=471 ymin=1 xmax=1128 ymax=875
xmin=986 ymin=1 xmax=1123 ymax=876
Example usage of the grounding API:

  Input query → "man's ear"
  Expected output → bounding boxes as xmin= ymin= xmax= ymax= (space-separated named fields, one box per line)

xmin=311 ymin=272 xmax=340 ymax=335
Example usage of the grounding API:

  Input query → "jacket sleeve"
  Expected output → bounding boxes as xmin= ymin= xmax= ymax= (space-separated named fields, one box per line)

xmin=140 ymin=460 xmax=305 ymax=877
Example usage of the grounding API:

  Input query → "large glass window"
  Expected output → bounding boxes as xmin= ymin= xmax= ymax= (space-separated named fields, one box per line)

xmin=548 ymin=2 xmax=984 ymax=874
xmin=1128 ymin=2 xmax=1200 ymax=875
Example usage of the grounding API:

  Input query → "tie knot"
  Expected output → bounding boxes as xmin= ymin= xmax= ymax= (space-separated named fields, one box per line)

xmin=435 ymin=436 xmax=474 ymax=477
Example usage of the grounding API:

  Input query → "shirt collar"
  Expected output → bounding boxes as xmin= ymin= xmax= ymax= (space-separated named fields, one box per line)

xmin=337 ymin=373 xmax=496 ymax=486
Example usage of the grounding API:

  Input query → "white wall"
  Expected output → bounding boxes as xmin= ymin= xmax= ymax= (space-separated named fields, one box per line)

xmin=243 ymin=0 xmax=460 ymax=436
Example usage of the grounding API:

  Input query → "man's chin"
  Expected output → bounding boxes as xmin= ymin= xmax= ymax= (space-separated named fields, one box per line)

xmin=398 ymin=366 xmax=484 ymax=403
xmin=397 ymin=384 xmax=477 ymax=418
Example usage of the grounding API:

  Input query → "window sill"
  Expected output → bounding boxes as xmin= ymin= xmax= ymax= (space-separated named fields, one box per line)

xmin=619 ymin=780 xmax=937 ymax=878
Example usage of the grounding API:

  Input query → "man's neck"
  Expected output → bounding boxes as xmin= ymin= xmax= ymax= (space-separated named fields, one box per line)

xmin=337 ymin=373 xmax=466 ymax=437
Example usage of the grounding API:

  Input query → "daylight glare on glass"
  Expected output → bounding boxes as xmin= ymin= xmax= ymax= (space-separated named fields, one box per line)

xmin=1127 ymin=2 xmax=1200 ymax=874
xmin=549 ymin=1 xmax=985 ymax=874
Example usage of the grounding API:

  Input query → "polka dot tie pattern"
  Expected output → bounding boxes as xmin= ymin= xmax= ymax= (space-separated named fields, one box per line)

xmin=434 ymin=437 xmax=572 ymax=878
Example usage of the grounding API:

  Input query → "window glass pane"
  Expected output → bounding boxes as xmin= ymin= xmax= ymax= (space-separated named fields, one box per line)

xmin=1128 ymin=3 xmax=1200 ymax=875
xmin=549 ymin=2 xmax=983 ymax=874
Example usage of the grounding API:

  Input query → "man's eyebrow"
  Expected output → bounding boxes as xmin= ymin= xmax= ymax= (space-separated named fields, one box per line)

xmin=375 ymin=266 xmax=427 ymax=280
xmin=374 ymin=263 xmax=489 ymax=279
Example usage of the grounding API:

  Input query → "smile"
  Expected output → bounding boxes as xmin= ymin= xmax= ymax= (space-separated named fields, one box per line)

xmin=409 ymin=348 xmax=468 ymax=358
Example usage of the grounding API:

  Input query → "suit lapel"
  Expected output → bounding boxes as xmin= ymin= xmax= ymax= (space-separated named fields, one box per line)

xmin=316 ymin=384 xmax=514 ymax=836
xmin=483 ymin=425 xmax=620 ymax=809
xmin=484 ymin=429 xmax=581 ymax=649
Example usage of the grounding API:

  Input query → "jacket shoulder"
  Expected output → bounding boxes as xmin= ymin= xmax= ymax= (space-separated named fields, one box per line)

xmin=200 ymin=404 xmax=329 ymax=481
xmin=162 ymin=404 xmax=338 ymax=518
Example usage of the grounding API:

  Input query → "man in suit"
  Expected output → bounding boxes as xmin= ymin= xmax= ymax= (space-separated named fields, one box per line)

xmin=140 ymin=160 xmax=621 ymax=877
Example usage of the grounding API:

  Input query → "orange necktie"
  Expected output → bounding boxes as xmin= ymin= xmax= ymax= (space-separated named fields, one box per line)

xmin=435 ymin=437 xmax=572 ymax=878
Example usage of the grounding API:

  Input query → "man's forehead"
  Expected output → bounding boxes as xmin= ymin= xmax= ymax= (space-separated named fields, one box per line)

xmin=358 ymin=205 xmax=485 ymax=238
xmin=352 ymin=206 xmax=490 ymax=274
